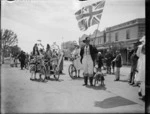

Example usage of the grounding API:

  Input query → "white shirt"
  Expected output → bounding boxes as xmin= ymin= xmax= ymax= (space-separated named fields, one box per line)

xmin=84 ymin=45 xmax=90 ymax=55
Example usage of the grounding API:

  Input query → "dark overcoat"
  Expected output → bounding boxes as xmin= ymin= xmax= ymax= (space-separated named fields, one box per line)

xmin=80 ymin=45 xmax=98 ymax=64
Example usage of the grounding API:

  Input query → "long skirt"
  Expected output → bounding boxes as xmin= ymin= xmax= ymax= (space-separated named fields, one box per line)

xmin=82 ymin=55 xmax=94 ymax=77
xmin=134 ymin=54 xmax=145 ymax=83
xmin=10 ymin=57 xmax=14 ymax=66
xmin=74 ymin=57 xmax=82 ymax=70
xmin=139 ymin=82 xmax=145 ymax=96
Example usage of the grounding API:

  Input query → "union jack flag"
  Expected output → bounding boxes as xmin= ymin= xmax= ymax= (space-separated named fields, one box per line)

xmin=75 ymin=0 xmax=105 ymax=31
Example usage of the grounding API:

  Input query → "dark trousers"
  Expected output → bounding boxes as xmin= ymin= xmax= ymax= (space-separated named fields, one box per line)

xmin=129 ymin=71 xmax=135 ymax=84
xmin=84 ymin=76 xmax=93 ymax=86
xmin=112 ymin=62 xmax=115 ymax=73
xmin=107 ymin=65 xmax=111 ymax=74
xmin=20 ymin=60 xmax=25 ymax=69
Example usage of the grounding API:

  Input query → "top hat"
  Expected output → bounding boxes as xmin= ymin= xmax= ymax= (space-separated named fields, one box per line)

xmin=83 ymin=36 xmax=90 ymax=43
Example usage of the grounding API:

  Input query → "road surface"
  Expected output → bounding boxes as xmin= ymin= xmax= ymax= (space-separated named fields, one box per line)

xmin=1 ymin=60 xmax=145 ymax=113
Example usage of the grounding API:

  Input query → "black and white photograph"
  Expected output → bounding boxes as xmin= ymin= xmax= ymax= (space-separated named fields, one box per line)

xmin=1 ymin=0 xmax=146 ymax=113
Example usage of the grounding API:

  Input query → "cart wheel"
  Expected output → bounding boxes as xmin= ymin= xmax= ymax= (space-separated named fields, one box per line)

xmin=68 ymin=64 xmax=77 ymax=79
xmin=53 ymin=66 xmax=60 ymax=81
xmin=39 ymin=66 xmax=47 ymax=82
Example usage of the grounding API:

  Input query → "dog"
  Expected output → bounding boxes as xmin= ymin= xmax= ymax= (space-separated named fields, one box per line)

xmin=94 ymin=71 xmax=105 ymax=86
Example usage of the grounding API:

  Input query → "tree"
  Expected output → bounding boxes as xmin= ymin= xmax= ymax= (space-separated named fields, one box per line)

xmin=61 ymin=41 xmax=77 ymax=59
xmin=1 ymin=29 xmax=18 ymax=63
xmin=61 ymin=41 xmax=77 ymax=52
xmin=10 ymin=45 xmax=21 ymax=57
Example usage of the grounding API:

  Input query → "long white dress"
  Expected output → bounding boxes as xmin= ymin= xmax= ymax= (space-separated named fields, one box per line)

xmin=135 ymin=44 xmax=145 ymax=83
xmin=72 ymin=48 xmax=82 ymax=70
xmin=136 ymin=44 xmax=145 ymax=96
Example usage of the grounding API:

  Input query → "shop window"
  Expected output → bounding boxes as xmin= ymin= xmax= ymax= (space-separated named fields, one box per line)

xmin=109 ymin=33 xmax=111 ymax=42
xmin=99 ymin=37 xmax=101 ymax=44
xmin=115 ymin=32 xmax=118 ymax=41
xmin=104 ymin=32 xmax=106 ymax=43
xmin=126 ymin=30 xmax=130 ymax=39
xmin=104 ymin=36 xmax=106 ymax=43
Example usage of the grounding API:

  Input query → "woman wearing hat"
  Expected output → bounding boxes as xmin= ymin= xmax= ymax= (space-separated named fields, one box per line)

xmin=134 ymin=36 xmax=145 ymax=86
xmin=138 ymin=44 xmax=145 ymax=99
xmin=80 ymin=36 xmax=98 ymax=86
xmin=72 ymin=44 xmax=82 ymax=77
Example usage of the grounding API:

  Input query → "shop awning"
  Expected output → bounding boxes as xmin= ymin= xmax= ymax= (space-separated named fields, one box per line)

xmin=97 ymin=46 xmax=109 ymax=50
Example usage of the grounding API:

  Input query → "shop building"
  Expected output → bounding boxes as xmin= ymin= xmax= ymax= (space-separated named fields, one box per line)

xmin=78 ymin=18 xmax=145 ymax=65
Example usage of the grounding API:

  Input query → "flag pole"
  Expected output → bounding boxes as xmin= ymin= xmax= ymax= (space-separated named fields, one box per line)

xmin=94 ymin=22 xmax=100 ymax=46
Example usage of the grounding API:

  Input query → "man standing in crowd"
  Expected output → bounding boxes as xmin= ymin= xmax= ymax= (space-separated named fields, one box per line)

xmin=113 ymin=50 xmax=122 ymax=81
xmin=128 ymin=43 xmax=139 ymax=85
xmin=18 ymin=51 xmax=26 ymax=70
xmin=105 ymin=49 xmax=113 ymax=74
xmin=111 ymin=52 xmax=116 ymax=74
xmin=80 ymin=36 xmax=98 ymax=86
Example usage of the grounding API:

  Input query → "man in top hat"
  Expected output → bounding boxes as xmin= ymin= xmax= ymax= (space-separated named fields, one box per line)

xmin=80 ymin=36 xmax=98 ymax=86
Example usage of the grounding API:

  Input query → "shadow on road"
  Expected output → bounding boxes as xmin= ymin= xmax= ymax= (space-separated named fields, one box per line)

xmin=94 ymin=96 xmax=137 ymax=109
xmin=30 ymin=78 xmax=64 ymax=83
xmin=120 ymin=74 xmax=126 ymax=76
xmin=118 ymin=79 xmax=129 ymax=83
xmin=60 ymin=73 xmax=66 ymax=75
xmin=86 ymin=84 xmax=107 ymax=90
xmin=47 ymin=78 xmax=64 ymax=82
xmin=58 ymin=79 xmax=64 ymax=82
xmin=30 ymin=79 xmax=48 ymax=83
xmin=69 ymin=77 xmax=84 ymax=81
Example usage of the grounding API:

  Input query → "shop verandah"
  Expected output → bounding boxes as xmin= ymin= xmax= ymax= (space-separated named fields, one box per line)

xmin=96 ymin=39 xmax=139 ymax=65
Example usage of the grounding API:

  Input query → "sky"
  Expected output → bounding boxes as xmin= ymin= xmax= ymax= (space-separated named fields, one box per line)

xmin=1 ymin=0 xmax=145 ymax=53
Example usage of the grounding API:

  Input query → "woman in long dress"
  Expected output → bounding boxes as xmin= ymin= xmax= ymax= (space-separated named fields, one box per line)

xmin=30 ymin=43 xmax=40 ymax=80
xmin=10 ymin=53 xmax=14 ymax=67
xmin=133 ymin=36 xmax=145 ymax=99
xmin=72 ymin=44 xmax=82 ymax=77
xmin=134 ymin=36 xmax=145 ymax=86
xmin=138 ymin=44 xmax=145 ymax=99
xmin=45 ymin=44 xmax=52 ymax=79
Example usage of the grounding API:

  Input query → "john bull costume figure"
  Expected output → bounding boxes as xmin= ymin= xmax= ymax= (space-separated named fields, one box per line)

xmin=80 ymin=36 xmax=98 ymax=86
